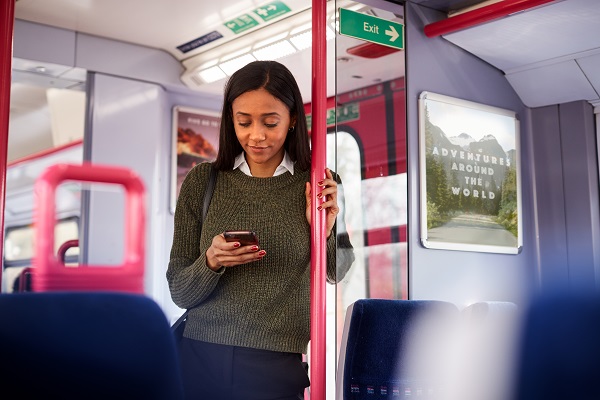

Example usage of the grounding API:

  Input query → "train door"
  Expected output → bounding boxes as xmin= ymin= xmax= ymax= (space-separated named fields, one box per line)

xmin=327 ymin=0 xmax=407 ymax=396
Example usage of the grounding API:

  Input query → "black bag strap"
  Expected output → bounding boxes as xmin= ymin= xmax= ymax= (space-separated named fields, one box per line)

xmin=171 ymin=163 xmax=218 ymax=331
xmin=203 ymin=163 xmax=217 ymax=222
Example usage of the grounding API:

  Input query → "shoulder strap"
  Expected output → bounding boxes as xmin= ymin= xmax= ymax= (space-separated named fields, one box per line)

xmin=202 ymin=163 xmax=218 ymax=222
xmin=172 ymin=163 xmax=217 ymax=331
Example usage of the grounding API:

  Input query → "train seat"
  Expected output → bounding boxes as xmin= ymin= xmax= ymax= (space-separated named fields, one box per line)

xmin=434 ymin=301 xmax=521 ymax=400
xmin=2 ymin=266 xmax=29 ymax=293
xmin=0 ymin=291 xmax=184 ymax=399
xmin=461 ymin=300 xmax=518 ymax=320
xmin=0 ymin=164 xmax=183 ymax=397
xmin=336 ymin=299 xmax=460 ymax=400
xmin=511 ymin=291 xmax=600 ymax=400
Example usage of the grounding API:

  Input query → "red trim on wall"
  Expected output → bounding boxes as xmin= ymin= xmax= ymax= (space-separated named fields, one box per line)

xmin=7 ymin=139 xmax=84 ymax=168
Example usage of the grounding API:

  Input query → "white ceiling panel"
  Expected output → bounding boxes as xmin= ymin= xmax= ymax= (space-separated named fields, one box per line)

xmin=506 ymin=60 xmax=599 ymax=108
xmin=577 ymin=52 xmax=600 ymax=99
xmin=434 ymin=0 xmax=600 ymax=107
xmin=442 ymin=0 xmax=600 ymax=72
xmin=15 ymin=0 xmax=313 ymax=62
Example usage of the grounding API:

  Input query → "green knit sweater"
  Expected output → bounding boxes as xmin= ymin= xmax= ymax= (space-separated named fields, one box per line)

xmin=167 ymin=162 xmax=354 ymax=354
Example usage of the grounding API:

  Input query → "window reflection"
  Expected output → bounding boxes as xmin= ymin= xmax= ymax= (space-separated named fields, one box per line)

xmin=329 ymin=3 xmax=407 ymax=396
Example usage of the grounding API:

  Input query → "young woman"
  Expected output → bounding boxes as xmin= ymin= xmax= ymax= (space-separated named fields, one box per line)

xmin=167 ymin=60 xmax=355 ymax=400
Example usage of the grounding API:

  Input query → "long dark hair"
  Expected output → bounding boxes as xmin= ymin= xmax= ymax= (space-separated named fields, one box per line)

xmin=213 ymin=60 xmax=311 ymax=171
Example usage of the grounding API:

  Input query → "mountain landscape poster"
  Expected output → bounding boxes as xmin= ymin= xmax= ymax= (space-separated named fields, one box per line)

xmin=170 ymin=106 xmax=219 ymax=213
xmin=418 ymin=92 xmax=522 ymax=254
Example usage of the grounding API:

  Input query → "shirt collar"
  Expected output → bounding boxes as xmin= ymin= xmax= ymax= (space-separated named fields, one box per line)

xmin=233 ymin=152 xmax=294 ymax=176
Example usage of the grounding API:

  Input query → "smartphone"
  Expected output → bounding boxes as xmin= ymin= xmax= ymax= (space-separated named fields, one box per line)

xmin=223 ymin=230 xmax=259 ymax=246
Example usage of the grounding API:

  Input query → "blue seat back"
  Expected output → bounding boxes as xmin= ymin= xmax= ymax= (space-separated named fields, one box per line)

xmin=511 ymin=292 xmax=600 ymax=400
xmin=337 ymin=299 xmax=459 ymax=399
xmin=0 ymin=292 xmax=184 ymax=399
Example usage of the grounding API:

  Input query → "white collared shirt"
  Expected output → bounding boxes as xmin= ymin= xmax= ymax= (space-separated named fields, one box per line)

xmin=233 ymin=151 xmax=295 ymax=177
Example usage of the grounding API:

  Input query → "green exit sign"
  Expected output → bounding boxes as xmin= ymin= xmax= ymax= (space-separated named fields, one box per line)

xmin=339 ymin=8 xmax=404 ymax=50
xmin=224 ymin=14 xmax=259 ymax=34
xmin=253 ymin=1 xmax=291 ymax=22
xmin=306 ymin=103 xmax=360 ymax=130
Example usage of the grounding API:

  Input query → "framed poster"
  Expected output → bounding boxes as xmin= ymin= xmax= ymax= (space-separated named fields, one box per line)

xmin=418 ymin=92 xmax=522 ymax=254
xmin=170 ymin=106 xmax=220 ymax=213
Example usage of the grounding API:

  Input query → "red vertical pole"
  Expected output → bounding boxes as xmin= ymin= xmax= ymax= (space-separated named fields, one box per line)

xmin=0 ymin=0 xmax=16 ymax=288
xmin=310 ymin=0 xmax=327 ymax=398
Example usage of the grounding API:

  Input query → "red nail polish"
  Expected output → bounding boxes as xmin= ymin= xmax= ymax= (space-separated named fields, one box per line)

xmin=251 ymin=245 xmax=259 ymax=251
xmin=233 ymin=242 xmax=241 ymax=248
xmin=318 ymin=180 xmax=324 ymax=185
xmin=317 ymin=193 xmax=323 ymax=199
xmin=317 ymin=206 xmax=322 ymax=211
xmin=258 ymin=250 xmax=266 ymax=256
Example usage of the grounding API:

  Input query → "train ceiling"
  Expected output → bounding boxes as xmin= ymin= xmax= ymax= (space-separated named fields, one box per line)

xmin=432 ymin=0 xmax=600 ymax=108
xmin=13 ymin=0 xmax=404 ymax=100
xmin=11 ymin=0 xmax=600 ymax=108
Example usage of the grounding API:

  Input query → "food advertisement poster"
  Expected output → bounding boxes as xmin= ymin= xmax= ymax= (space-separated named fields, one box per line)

xmin=171 ymin=106 xmax=219 ymax=213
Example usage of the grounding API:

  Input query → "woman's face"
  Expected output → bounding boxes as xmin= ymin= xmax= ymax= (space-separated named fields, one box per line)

xmin=232 ymin=88 xmax=294 ymax=177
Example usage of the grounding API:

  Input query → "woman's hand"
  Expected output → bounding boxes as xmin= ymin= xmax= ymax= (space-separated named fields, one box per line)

xmin=305 ymin=168 xmax=339 ymax=238
xmin=205 ymin=233 xmax=266 ymax=271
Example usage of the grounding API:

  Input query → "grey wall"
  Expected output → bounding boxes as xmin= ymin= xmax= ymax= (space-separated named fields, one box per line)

xmin=405 ymin=2 xmax=536 ymax=307
xmin=530 ymin=101 xmax=600 ymax=292
xmin=86 ymin=73 xmax=221 ymax=322
xmin=86 ymin=73 xmax=169 ymax=300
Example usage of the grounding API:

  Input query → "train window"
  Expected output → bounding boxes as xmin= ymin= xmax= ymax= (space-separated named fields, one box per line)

xmin=333 ymin=3 xmax=407 ymax=299
xmin=4 ymin=224 xmax=35 ymax=263
xmin=326 ymin=2 xmax=407 ymax=393
xmin=2 ymin=217 xmax=80 ymax=293
xmin=4 ymin=217 xmax=79 ymax=262
xmin=327 ymin=130 xmax=366 ymax=305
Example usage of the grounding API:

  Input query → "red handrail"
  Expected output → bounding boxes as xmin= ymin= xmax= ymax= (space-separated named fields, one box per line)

xmin=33 ymin=163 xmax=146 ymax=293
xmin=15 ymin=240 xmax=80 ymax=292
xmin=0 ymin=0 xmax=16 ymax=291
xmin=424 ymin=0 xmax=555 ymax=38
xmin=58 ymin=239 xmax=80 ymax=263
xmin=310 ymin=0 xmax=327 ymax=398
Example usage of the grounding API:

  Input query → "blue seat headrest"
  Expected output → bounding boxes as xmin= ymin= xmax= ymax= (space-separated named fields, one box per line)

xmin=0 ymin=292 xmax=183 ymax=399
xmin=341 ymin=299 xmax=459 ymax=399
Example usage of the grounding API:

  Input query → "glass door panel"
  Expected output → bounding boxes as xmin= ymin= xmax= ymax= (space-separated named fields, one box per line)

xmin=328 ymin=0 xmax=407 ymax=397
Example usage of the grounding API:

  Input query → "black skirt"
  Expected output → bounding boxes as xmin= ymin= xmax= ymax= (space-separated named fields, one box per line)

xmin=178 ymin=337 xmax=310 ymax=400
